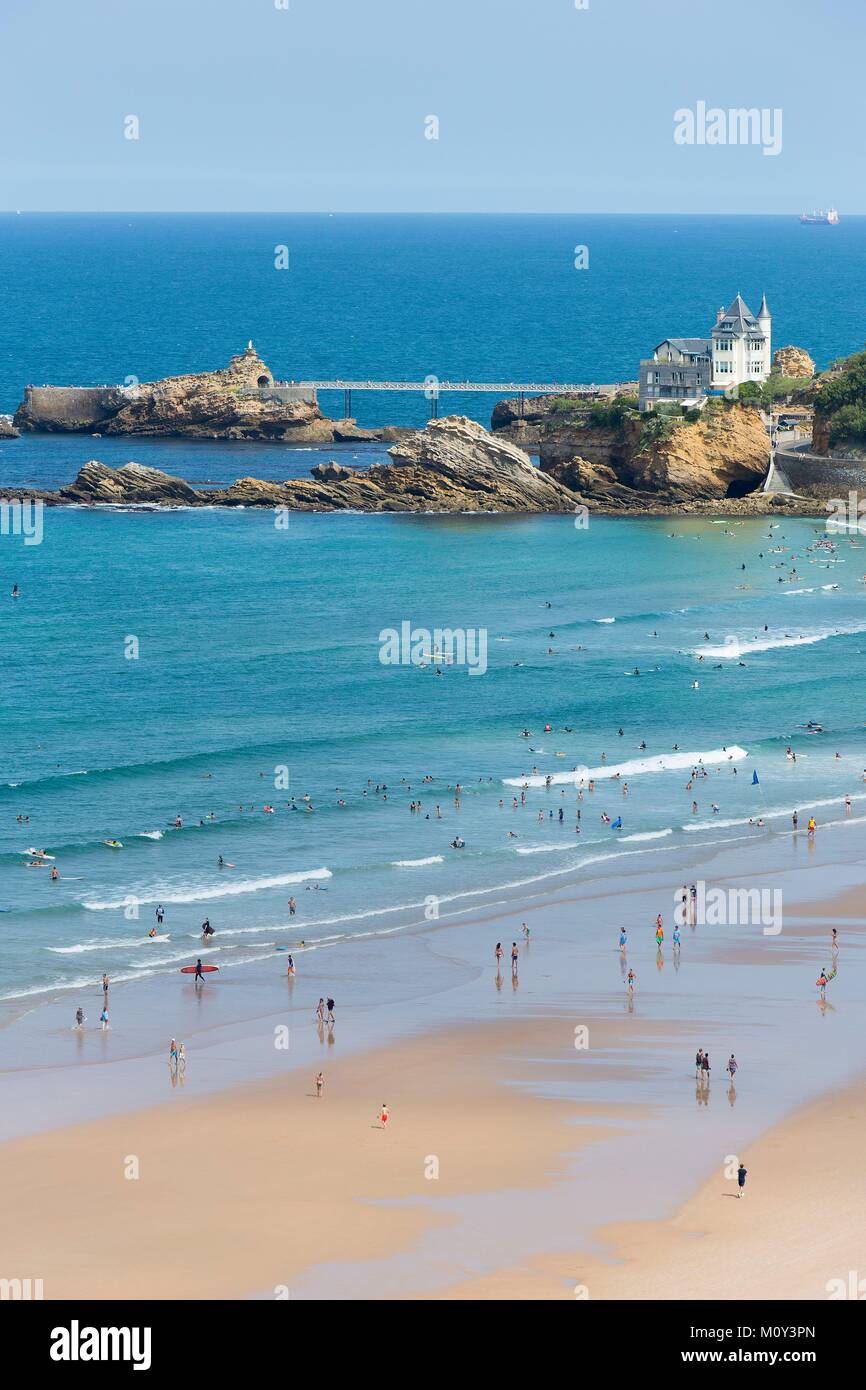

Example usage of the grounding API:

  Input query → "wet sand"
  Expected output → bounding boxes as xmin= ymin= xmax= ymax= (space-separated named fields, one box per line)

xmin=430 ymin=1077 xmax=866 ymax=1300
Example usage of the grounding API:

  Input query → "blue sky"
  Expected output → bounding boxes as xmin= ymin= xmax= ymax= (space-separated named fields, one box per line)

xmin=0 ymin=0 xmax=862 ymax=212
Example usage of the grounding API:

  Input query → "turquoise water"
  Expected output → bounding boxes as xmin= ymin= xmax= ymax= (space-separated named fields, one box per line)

xmin=3 ymin=213 xmax=866 ymax=1009
xmin=2 ymin=506 xmax=866 ymax=1006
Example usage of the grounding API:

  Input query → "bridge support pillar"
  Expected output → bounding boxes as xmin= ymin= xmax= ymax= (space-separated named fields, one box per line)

xmin=429 ymin=394 xmax=439 ymax=419
xmin=518 ymin=391 xmax=525 ymax=420
xmin=343 ymin=389 xmax=351 ymax=419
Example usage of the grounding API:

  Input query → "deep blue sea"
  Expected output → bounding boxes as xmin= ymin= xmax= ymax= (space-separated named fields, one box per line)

xmin=2 ymin=214 xmax=866 ymax=1010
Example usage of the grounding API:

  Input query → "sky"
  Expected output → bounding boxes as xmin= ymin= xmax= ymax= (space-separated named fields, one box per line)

xmin=0 ymin=0 xmax=863 ymax=213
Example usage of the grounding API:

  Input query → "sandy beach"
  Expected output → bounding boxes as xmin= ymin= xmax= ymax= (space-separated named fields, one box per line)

xmin=3 ymin=826 xmax=865 ymax=1300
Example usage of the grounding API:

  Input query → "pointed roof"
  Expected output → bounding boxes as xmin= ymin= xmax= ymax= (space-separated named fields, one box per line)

xmin=758 ymin=293 xmax=771 ymax=319
xmin=723 ymin=294 xmax=758 ymax=328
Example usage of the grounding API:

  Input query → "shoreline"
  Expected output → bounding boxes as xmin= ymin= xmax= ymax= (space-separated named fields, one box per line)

xmin=3 ymin=813 xmax=866 ymax=1297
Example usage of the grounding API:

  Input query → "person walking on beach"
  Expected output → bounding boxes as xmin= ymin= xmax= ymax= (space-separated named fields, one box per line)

xmin=522 ymin=922 xmax=530 ymax=943
xmin=74 ymin=1007 xmax=85 ymax=1029
xmin=619 ymin=928 xmax=627 ymax=952
xmin=326 ymin=997 xmax=335 ymax=1023
xmin=315 ymin=1071 xmax=324 ymax=1098
xmin=169 ymin=1037 xmax=178 ymax=1068
xmin=701 ymin=1051 xmax=711 ymax=1084
xmin=627 ymin=968 xmax=636 ymax=995
xmin=726 ymin=1053 xmax=738 ymax=1081
xmin=99 ymin=1007 xmax=110 ymax=1031
xmin=511 ymin=942 xmax=519 ymax=974
xmin=286 ymin=953 xmax=295 ymax=976
xmin=495 ymin=942 xmax=504 ymax=968
xmin=379 ymin=1103 xmax=389 ymax=1129
xmin=193 ymin=958 xmax=206 ymax=985
xmin=792 ymin=811 xmax=798 ymax=830
xmin=807 ymin=816 xmax=817 ymax=837
xmin=101 ymin=973 xmax=109 ymax=1000
xmin=737 ymin=1162 xmax=748 ymax=1198
xmin=655 ymin=921 xmax=664 ymax=948
xmin=316 ymin=998 xmax=325 ymax=1023
xmin=817 ymin=968 xmax=829 ymax=999
xmin=695 ymin=1048 xmax=704 ymax=1079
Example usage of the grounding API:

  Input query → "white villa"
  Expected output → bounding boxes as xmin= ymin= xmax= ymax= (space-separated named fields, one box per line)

xmin=639 ymin=294 xmax=771 ymax=411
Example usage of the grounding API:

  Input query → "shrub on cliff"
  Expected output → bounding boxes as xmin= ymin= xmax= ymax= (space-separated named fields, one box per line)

xmin=549 ymin=395 xmax=639 ymax=432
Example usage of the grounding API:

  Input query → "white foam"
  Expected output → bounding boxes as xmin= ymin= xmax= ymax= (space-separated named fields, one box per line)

xmin=503 ymin=746 xmax=748 ymax=788
xmin=390 ymin=856 xmax=444 ymax=867
xmin=693 ymin=627 xmax=866 ymax=660
xmin=621 ymin=828 xmax=674 ymax=842
xmin=594 ymin=617 xmax=616 ymax=624
xmin=137 ymin=830 xmax=164 ymax=840
xmin=82 ymin=867 xmax=332 ymax=909
xmin=514 ymin=843 xmax=569 ymax=855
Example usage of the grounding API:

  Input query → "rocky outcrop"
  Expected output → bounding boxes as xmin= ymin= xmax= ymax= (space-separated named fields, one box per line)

xmin=49 ymin=418 xmax=577 ymax=513
xmin=217 ymin=416 xmax=578 ymax=511
xmin=59 ymin=461 xmax=199 ymax=505
xmin=12 ymin=347 xmax=396 ymax=444
xmin=491 ymin=386 xmax=639 ymax=445
xmin=773 ymin=346 xmax=815 ymax=379
xmin=0 ymin=415 xmax=19 ymax=438
xmin=540 ymin=403 xmax=769 ymax=501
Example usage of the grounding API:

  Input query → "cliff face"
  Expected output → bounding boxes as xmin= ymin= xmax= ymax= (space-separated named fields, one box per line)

xmin=773 ymin=345 xmax=815 ymax=378
xmin=539 ymin=404 xmax=769 ymax=501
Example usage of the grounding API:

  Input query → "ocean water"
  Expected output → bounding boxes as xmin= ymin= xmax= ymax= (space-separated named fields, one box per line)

xmin=2 ymin=504 xmax=866 ymax=1008
xmin=2 ymin=214 xmax=866 ymax=1012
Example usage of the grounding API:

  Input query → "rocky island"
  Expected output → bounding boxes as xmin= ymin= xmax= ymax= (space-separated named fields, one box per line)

xmin=12 ymin=345 xmax=398 ymax=445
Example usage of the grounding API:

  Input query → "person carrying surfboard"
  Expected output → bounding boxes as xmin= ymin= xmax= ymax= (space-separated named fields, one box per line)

xmin=194 ymin=958 xmax=206 ymax=985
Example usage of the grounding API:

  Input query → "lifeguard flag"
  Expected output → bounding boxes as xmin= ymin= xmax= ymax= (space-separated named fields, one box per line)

xmin=752 ymin=770 xmax=760 ymax=785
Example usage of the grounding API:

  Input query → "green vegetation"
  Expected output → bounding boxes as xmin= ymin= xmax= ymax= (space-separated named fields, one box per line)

xmin=814 ymin=349 xmax=866 ymax=446
xmin=549 ymin=394 xmax=639 ymax=432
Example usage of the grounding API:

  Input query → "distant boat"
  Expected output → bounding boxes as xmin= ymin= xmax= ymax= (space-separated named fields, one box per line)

xmin=800 ymin=207 xmax=839 ymax=224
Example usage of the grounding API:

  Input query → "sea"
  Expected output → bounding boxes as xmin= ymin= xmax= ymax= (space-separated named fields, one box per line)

xmin=2 ymin=213 xmax=866 ymax=1014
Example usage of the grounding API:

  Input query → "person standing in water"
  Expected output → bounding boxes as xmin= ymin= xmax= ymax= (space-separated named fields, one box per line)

xmin=511 ymin=942 xmax=519 ymax=974
xmin=522 ymin=922 xmax=530 ymax=942
xmin=726 ymin=1054 xmax=738 ymax=1081
xmin=316 ymin=998 xmax=325 ymax=1023
xmin=495 ymin=942 xmax=503 ymax=968
xmin=101 ymin=973 xmax=109 ymax=1000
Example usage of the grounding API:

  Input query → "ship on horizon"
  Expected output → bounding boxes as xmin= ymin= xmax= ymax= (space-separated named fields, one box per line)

xmin=800 ymin=206 xmax=839 ymax=224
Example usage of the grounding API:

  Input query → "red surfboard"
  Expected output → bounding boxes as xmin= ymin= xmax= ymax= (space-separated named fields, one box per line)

xmin=180 ymin=964 xmax=219 ymax=974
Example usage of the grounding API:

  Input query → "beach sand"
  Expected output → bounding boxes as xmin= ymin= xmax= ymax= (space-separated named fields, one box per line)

xmin=1 ymin=1014 xmax=650 ymax=1300
xmin=431 ymin=1078 xmax=866 ymax=1300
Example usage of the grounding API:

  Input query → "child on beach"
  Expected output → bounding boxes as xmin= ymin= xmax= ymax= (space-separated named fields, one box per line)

xmin=379 ymin=1104 xmax=389 ymax=1129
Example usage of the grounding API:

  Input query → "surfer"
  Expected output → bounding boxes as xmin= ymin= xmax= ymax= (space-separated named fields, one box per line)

xmin=193 ymin=958 xmax=206 ymax=985
xmin=156 ymin=905 xmax=164 ymax=925
xmin=201 ymin=919 xmax=214 ymax=938
xmin=218 ymin=855 xmax=224 ymax=867
xmin=50 ymin=866 xmax=59 ymax=880
xmin=148 ymin=927 xmax=158 ymax=938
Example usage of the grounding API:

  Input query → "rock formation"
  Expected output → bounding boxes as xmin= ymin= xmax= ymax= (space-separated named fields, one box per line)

xmin=59 ymin=461 xmax=199 ymax=505
xmin=13 ymin=347 xmax=394 ymax=444
xmin=539 ymin=402 xmax=769 ymax=501
xmin=772 ymin=346 xmax=815 ymax=379
xmin=0 ymin=415 xmax=19 ymax=438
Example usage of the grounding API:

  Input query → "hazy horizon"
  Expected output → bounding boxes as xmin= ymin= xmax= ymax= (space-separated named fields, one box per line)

xmin=0 ymin=0 xmax=862 ymax=215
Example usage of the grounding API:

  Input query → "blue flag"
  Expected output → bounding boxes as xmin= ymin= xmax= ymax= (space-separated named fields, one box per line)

xmin=752 ymin=770 xmax=759 ymax=785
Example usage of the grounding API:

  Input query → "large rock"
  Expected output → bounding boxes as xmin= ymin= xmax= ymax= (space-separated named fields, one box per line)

xmin=539 ymin=403 xmax=769 ymax=501
xmin=0 ymin=415 xmax=19 ymax=438
xmin=59 ymin=461 xmax=199 ymax=505
xmin=773 ymin=346 xmax=815 ymax=379
xmin=213 ymin=416 xmax=579 ymax=512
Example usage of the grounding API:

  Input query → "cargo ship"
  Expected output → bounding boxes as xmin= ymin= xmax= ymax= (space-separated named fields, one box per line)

xmin=800 ymin=207 xmax=839 ymax=224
